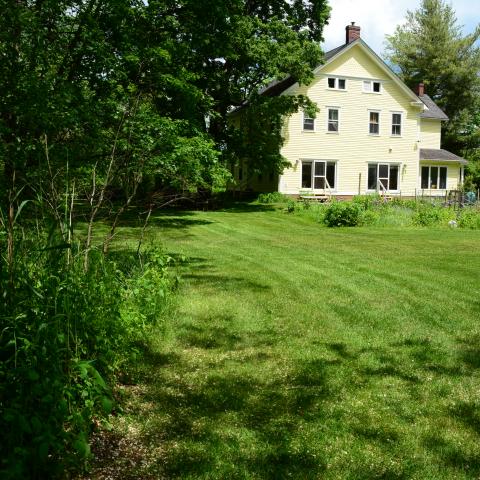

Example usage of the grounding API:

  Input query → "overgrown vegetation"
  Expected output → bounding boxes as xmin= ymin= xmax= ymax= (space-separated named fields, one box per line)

xmin=0 ymin=201 xmax=174 ymax=478
xmin=257 ymin=192 xmax=290 ymax=204
xmin=285 ymin=195 xmax=480 ymax=229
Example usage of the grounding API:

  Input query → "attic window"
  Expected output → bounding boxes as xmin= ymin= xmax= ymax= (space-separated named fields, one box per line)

xmin=363 ymin=80 xmax=381 ymax=94
xmin=327 ymin=77 xmax=346 ymax=90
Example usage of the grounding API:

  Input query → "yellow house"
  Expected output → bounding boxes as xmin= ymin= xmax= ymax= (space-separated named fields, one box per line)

xmin=238 ymin=23 xmax=467 ymax=198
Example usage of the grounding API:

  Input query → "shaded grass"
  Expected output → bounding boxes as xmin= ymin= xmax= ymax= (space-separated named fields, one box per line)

xmin=85 ymin=206 xmax=480 ymax=480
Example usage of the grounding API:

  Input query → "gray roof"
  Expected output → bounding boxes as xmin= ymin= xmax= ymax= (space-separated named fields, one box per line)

xmin=420 ymin=149 xmax=468 ymax=164
xmin=324 ymin=43 xmax=349 ymax=61
xmin=260 ymin=44 xmax=350 ymax=97
xmin=419 ymin=94 xmax=449 ymax=120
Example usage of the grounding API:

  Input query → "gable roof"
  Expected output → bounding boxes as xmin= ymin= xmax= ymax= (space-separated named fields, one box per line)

xmin=261 ymin=39 xmax=448 ymax=118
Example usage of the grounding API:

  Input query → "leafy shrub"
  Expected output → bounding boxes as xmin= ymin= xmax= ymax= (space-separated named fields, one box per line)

xmin=359 ymin=209 xmax=380 ymax=226
xmin=353 ymin=194 xmax=382 ymax=210
xmin=257 ymin=192 xmax=289 ymax=204
xmin=324 ymin=201 xmax=363 ymax=227
xmin=412 ymin=205 xmax=454 ymax=227
xmin=458 ymin=207 xmax=480 ymax=229
xmin=285 ymin=199 xmax=296 ymax=213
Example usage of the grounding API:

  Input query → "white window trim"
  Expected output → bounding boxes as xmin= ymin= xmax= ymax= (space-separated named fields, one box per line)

xmin=300 ymin=159 xmax=337 ymax=192
xmin=363 ymin=80 xmax=382 ymax=94
xmin=326 ymin=107 xmax=340 ymax=134
xmin=366 ymin=162 xmax=401 ymax=193
xmin=420 ymin=165 xmax=448 ymax=190
xmin=368 ymin=109 xmax=381 ymax=136
xmin=391 ymin=111 xmax=403 ymax=137
xmin=326 ymin=77 xmax=348 ymax=91
xmin=302 ymin=111 xmax=316 ymax=132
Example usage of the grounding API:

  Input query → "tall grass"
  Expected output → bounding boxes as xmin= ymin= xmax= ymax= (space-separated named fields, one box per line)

xmin=0 ymin=202 xmax=173 ymax=478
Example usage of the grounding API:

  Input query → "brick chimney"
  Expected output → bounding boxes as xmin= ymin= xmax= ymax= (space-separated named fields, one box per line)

xmin=415 ymin=82 xmax=425 ymax=96
xmin=346 ymin=22 xmax=361 ymax=44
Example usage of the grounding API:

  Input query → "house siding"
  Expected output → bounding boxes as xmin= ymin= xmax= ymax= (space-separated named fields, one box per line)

xmin=420 ymin=120 xmax=442 ymax=149
xmin=278 ymin=44 xmax=422 ymax=196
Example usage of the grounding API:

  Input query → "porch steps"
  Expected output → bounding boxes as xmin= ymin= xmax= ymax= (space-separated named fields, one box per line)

xmin=300 ymin=195 xmax=331 ymax=203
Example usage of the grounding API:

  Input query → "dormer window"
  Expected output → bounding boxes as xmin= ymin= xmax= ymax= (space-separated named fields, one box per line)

xmin=363 ymin=80 xmax=381 ymax=93
xmin=327 ymin=77 xmax=346 ymax=90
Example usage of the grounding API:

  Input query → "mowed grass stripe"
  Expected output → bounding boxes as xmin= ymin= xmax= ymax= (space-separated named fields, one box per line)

xmin=93 ymin=206 xmax=480 ymax=480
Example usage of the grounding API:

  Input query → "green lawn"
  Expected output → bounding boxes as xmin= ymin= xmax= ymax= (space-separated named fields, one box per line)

xmin=89 ymin=204 xmax=480 ymax=479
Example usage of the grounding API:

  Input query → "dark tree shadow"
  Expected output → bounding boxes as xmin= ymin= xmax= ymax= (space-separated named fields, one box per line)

xmin=423 ymin=434 xmax=480 ymax=475
xmin=139 ymin=354 xmax=331 ymax=479
xmin=218 ymin=202 xmax=278 ymax=213
xmin=182 ymin=273 xmax=272 ymax=292
xmin=458 ymin=334 xmax=480 ymax=369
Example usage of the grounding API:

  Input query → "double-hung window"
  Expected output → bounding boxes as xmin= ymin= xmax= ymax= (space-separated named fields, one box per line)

xmin=328 ymin=108 xmax=339 ymax=132
xmin=391 ymin=113 xmax=402 ymax=136
xmin=368 ymin=163 xmax=399 ymax=191
xmin=369 ymin=111 xmax=380 ymax=135
xmin=421 ymin=166 xmax=447 ymax=189
xmin=303 ymin=112 xmax=315 ymax=131
xmin=302 ymin=160 xmax=336 ymax=190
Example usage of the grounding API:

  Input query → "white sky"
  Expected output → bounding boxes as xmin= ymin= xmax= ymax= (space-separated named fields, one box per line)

xmin=322 ymin=0 xmax=479 ymax=55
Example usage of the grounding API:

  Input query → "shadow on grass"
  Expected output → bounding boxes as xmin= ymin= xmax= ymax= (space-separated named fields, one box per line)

xmin=218 ymin=202 xmax=278 ymax=213
xmin=177 ymin=320 xmax=278 ymax=352
xmin=182 ymin=273 xmax=272 ymax=293
xmin=139 ymin=353 xmax=331 ymax=479
xmin=91 ymin=328 xmax=480 ymax=479
xmin=458 ymin=334 xmax=480 ymax=369
xmin=147 ymin=216 xmax=214 ymax=230
xmin=423 ymin=434 xmax=480 ymax=475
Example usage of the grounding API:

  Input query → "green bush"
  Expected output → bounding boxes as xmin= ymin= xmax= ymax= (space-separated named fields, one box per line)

xmin=353 ymin=194 xmax=382 ymax=209
xmin=285 ymin=199 xmax=296 ymax=213
xmin=324 ymin=201 xmax=363 ymax=227
xmin=359 ymin=209 xmax=380 ymax=226
xmin=412 ymin=205 xmax=454 ymax=227
xmin=257 ymin=192 xmax=289 ymax=204
xmin=458 ymin=207 xmax=480 ymax=229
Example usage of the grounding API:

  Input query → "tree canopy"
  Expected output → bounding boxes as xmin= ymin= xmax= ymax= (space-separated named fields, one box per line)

xmin=0 ymin=0 xmax=331 ymax=197
xmin=384 ymin=0 xmax=480 ymax=155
